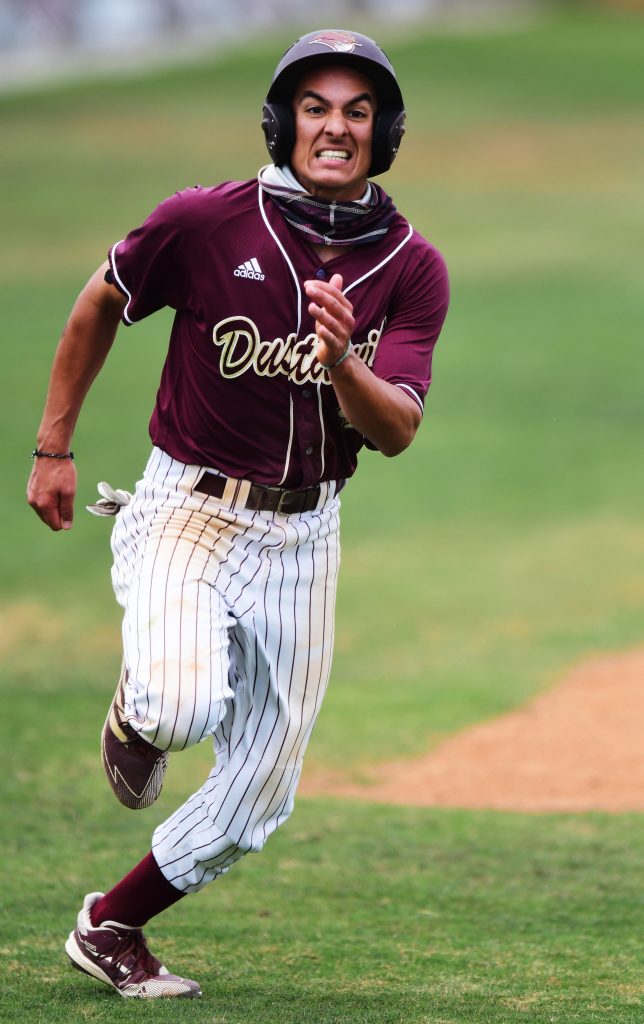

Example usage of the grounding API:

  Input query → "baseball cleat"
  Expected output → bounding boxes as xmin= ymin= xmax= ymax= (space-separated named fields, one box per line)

xmin=65 ymin=892 xmax=202 ymax=999
xmin=101 ymin=676 xmax=168 ymax=810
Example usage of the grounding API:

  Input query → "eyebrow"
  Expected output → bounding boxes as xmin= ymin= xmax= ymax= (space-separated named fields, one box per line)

xmin=298 ymin=89 xmax=374 ymax=107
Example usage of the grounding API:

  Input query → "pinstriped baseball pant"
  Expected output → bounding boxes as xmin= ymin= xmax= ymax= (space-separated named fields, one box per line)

xmin=110 ymin=448 xmax=340 ymax=893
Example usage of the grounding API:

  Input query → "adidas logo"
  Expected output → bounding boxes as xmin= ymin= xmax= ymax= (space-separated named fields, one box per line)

xmin=234 ymin=257 xmax=265 ymax=281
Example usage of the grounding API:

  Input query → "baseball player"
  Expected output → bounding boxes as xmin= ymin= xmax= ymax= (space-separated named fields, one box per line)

xmin=27 ymin=29 xmax=449 ymax=999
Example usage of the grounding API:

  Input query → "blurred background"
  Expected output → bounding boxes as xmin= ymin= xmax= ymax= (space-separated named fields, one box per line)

xmin=1 ymin=0 xmax=643 ymax=772
xmin=3 ymin=0 xmax=642 ymax=89
xmin=0 ymin=2 xmax=539 ymax=72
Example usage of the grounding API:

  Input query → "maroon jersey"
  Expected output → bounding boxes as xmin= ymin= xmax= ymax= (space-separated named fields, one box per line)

xmin=108 ymin=178 xmax=449 ymax=488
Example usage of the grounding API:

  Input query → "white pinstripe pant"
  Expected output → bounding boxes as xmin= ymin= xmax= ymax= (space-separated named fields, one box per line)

xmin=110 ymin=448 xmax=341 ymax=893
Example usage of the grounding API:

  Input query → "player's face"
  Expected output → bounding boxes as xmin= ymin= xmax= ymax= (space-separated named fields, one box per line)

xmin=290 ymin=65 xmax=376 ymax=201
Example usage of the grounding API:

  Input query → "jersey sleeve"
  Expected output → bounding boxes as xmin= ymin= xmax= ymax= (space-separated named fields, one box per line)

xmin=107 ymin=191 xmax=202 ymax=325
xmin=370 ymin=241 xmax=450 ymax=414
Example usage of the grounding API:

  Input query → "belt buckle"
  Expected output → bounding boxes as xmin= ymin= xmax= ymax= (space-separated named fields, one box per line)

xmin=276 ymin=489 xmax=295 ymax=515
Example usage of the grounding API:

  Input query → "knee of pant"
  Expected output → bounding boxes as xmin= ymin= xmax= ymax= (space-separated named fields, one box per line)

xmin=224 ymin=775 xmax=300 ymax=854
xmin=210 ymin=819 xmax=281 ymax=862
xmin=129 ymin=668 xmax=232 ymax=752
xmin=138 ymin=714 xmax=215 ymax=753
xmin=136 ymin=719 xmax=181 ymax=752
xmin=135 ymin=699 xmax=228 ymax=752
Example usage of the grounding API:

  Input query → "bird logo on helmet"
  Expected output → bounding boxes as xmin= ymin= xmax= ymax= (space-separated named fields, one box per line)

xmin=309 ymin=30 xmax=362 ymax=53
xmin=261 ymin=29 xmax=406 ymax=178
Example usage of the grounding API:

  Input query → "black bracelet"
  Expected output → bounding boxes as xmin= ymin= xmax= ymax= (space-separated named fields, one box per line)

xmin=31 ymin=449 xmax=74 ymax=460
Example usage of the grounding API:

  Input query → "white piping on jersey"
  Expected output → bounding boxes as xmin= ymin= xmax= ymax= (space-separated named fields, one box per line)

xmin=259 ymin=185 xmax=302 ymax=485
xmin=109 ymin=241 xmax=135 ymax=324
xmin=396 ymin=382 xmax=424 ymax=414
xmin=258 ymin=186 xmax=302 ymax=332
xmin=279 ymin=395 xmax=295 ymax=486
xmin=343 ymin=222 xmax=414 ymax=297
xmin=317 ymin=386 xmax=326 ymax=480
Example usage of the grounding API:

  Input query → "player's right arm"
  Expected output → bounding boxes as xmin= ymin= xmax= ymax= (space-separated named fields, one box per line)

xmin=27 ymin=261 xmax=127 ymax=532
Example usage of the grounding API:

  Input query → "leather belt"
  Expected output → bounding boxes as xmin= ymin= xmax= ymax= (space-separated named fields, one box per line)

xmin=194 ymin=471 xmax=342 ymax=515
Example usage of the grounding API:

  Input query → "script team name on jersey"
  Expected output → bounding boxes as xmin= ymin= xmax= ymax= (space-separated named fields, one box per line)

xmin=212 ymin=316 xmax=386 ymax=385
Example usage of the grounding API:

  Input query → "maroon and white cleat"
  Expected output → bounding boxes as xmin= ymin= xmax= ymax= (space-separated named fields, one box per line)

xmin=101 ymin=676 xmax=168 ymax=810
xmin=65 ymin=892 xmax=202 ymax=999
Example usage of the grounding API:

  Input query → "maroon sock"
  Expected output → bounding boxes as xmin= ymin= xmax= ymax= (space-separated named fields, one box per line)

xmin=90 ymin=852 xmax=185 ymax=928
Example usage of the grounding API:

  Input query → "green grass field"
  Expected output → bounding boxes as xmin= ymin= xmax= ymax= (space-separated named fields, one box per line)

xmin=1 ymin=5 xmax=643 ymax=1021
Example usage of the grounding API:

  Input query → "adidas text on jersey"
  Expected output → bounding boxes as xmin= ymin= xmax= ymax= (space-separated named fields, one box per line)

xmin=234 ymin=258 xmax=265 ymax=281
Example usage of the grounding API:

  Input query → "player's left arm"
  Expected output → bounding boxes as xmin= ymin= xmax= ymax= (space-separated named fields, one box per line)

xmin=304 ymin=273 xmax=422 ymax=457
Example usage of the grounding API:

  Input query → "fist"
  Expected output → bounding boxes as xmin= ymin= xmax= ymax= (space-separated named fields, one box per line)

xmin=27 ymin=457 xmax=77 ymax=531
xmin=304 ymin=273 xmax=355 ymax=369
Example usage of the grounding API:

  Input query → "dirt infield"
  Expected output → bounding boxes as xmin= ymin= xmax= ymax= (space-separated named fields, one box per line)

xmin=300 ymin=649 xmax=644 ymax=812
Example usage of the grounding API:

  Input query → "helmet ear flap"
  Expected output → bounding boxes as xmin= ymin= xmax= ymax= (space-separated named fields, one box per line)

xmin=261 ymin=102 xmax=295 ymax=166
xmin=369 ymin=108 xmax=406 ymax=177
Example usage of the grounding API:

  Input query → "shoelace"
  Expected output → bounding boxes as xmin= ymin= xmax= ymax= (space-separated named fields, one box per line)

xmin=100 ymin=927 xmax=162 ymax=977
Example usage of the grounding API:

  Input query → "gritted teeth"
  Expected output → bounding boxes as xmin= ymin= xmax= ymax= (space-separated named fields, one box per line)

xmin=317 ymin=149 xmax=350 ymax=161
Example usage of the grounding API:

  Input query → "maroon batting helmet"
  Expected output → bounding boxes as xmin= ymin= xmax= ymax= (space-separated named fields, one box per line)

xmin=261 ymin=29 xmax=406 ymax=177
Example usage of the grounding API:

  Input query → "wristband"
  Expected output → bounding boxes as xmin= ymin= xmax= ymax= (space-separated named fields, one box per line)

xmin=32 ymin=449 xmax=74 ymax=460
xmin=319 ymin=341 xmax=353 ymax=371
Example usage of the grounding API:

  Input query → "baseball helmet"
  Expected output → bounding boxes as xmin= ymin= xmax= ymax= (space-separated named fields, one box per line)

xmin=261 ymin=29 xmax=406 ymax=177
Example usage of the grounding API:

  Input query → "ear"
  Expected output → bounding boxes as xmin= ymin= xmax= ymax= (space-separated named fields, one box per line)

xmin=261 ymin=102 xmax=295 ymax=166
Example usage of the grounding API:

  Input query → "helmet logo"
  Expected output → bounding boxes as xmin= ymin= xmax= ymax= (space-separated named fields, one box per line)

xmin=310 ymin=31 xmax=361 ymax=54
